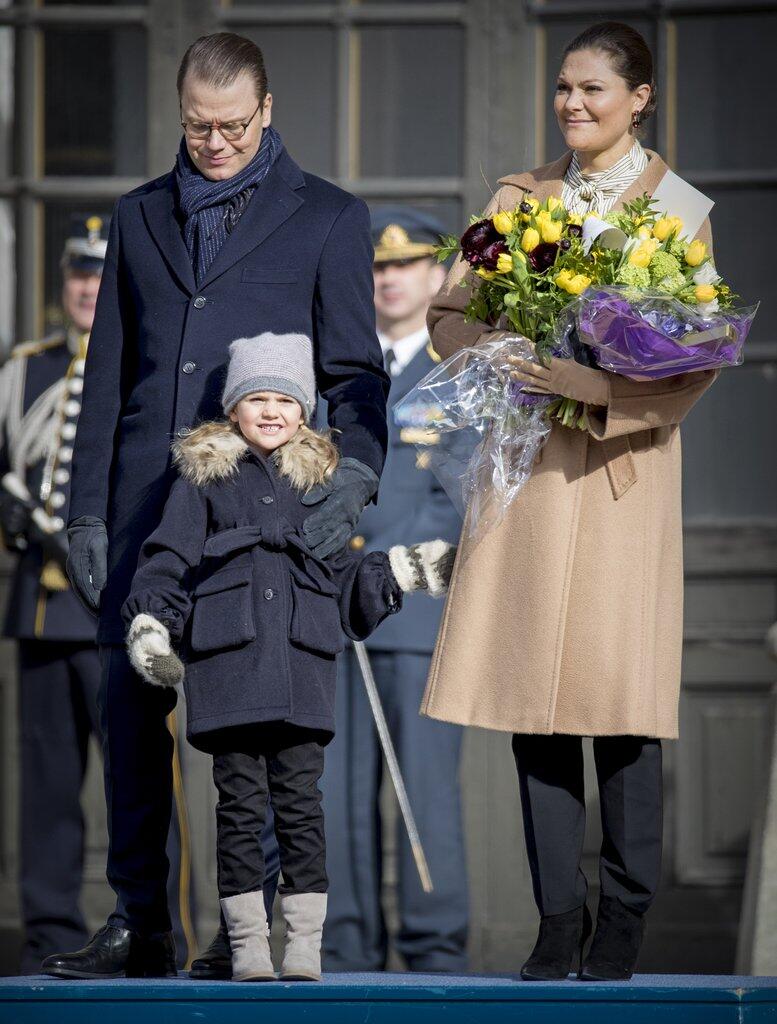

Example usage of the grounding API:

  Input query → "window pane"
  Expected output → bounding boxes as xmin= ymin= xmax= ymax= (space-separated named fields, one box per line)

xmin=44 ymin=28 xmax=147 ymax=176
xmin=705 ymin=186 xmax=775 ymax=346
xmin=241 ymin=26 xmax=336 ymax=178
xmin=543 ymin=20 xmax=657 ymax=163
xmin=44 ymin=201 xmax=113 ymax=330
xmin=359 ymin=26 xmax=464 ymax=178
xmin=683 ymin=363 xmax=777 ymax=518
xmin=676 ymin=14 xmax=777 ymax=172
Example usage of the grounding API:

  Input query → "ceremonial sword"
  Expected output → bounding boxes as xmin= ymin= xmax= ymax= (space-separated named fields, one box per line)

xmin=352 ymin=639 xmax=433 ymax=893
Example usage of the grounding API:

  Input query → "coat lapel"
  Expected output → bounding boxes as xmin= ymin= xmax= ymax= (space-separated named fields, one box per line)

xmin=141 ymin=175 xmax=197 ymax=296
xmin=197 ymin=151 xmax=306 ymax=290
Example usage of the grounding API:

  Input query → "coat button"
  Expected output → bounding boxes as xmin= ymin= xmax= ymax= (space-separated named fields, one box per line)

xmin=182 ymin=361 xmax=196 ymax=374
xmin=261 ymin=495 xmax=274 ymax=504
xmin=193 ymin=296 xmax=206 ymax=309
xmin=177 ymin=426 xmax=191 ymax=438
xmin=264 ymin=588 xmax=274 ymax=600
xmin=350 ymin=535 xmax=366 ymax=551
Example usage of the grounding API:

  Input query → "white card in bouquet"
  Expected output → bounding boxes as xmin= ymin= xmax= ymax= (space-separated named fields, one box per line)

xmin=651 ymin=170 xmax=714 ymax=241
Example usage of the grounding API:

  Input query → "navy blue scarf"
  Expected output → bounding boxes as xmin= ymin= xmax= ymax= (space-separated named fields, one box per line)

xmin=175 ymin=125 xmax=284 ymax=284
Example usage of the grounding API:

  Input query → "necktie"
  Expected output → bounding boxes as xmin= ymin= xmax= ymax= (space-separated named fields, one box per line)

xmin=384 ymin=348 xmax=397 ymax=376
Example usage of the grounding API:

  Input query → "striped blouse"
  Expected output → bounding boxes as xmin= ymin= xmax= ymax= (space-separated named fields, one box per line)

xmin=562 ymin=142 xmax=648 ymax=216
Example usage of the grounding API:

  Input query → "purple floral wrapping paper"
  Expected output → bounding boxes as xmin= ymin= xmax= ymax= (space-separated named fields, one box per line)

xmin=576 ymin=288 xmax=758 ymax=381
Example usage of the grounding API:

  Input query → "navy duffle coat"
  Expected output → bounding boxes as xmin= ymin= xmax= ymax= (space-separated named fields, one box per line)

xmin=123 ymin=422 xmax=402 ymax=751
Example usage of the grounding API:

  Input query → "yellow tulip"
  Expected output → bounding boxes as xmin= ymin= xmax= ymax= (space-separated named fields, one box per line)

xmin=628 ymin=244 xmax=652 ymax=268
xmin=555 ymin=269 xmax=573 ymax=290
xmin=547 ymin=195 xmax=563 ymax=212
xmin=540 ymin=219 xmax=563 ymax=244
xmin=694 ymin=284 xmax=717 ymax=303
xmin=521 ymin=228 xmax=540 ymax=253
xmin=496 ymin=252 xmax=514 ymax=274
xmin=685 ymin=239 xmax=707 ymax=267
xmin=476 ymin=267 xmax=496 ymax=280
xmin=637 ymin=226 xmax=652 ymax=240
xmin=536 ymin=209 xmax=552 ymax=224
xmin=492 ymin=210 xmax=514 ymax=235
xmin=652 ymin=217 xmax=673 ymax=241
xmin=567 ymin=213 xmax=583 ymax=226
xmin=566 ymin=274 xmax=592 ymax=296
xmin=668 ymin=216 xmax=684 ymax=236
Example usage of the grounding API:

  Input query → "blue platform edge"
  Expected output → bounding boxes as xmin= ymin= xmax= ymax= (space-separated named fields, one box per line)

xmin=2 ymin=973 xmax=777 ymax=1024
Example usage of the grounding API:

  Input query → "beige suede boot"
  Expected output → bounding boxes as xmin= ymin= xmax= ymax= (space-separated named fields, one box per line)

xmin=279 ymin=892 xmax=328 ymax=981
xmin=220 ymin=891 xmax=275 ymax=981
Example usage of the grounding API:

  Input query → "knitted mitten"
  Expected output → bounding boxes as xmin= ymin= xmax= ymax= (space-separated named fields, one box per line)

xmin=127 ymin=613 xmax=185 ymax=688
xmin=388 ymin=540 xmax=457 ymax=598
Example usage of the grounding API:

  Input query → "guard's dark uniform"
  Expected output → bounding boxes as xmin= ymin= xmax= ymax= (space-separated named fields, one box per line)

xmin=320 ymin=210 xmax=469 ymax=973
xmin=0 ymin=216 xmax=194 ymax=972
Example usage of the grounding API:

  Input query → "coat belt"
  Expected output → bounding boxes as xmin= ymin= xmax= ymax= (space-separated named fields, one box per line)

xmin=201 ymin=521 xmax=338 ymax=594
xmin=600 ymin=435 xmax=637 ymax=500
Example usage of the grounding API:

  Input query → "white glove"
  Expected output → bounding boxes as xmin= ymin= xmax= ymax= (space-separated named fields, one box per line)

xmin=127 ymin=614 xmax=185 ymax=688
xmin=388 ymin=540 xmax=457 ymax=599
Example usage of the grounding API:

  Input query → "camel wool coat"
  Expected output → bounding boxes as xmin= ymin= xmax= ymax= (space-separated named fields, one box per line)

xmin=421 ymin=150 xmax=716 ymax=739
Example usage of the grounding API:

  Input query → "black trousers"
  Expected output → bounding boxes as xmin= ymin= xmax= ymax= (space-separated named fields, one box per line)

xmin=512 ymin=734 xmax=663 ymax=917
xmin=100 ymin=646 xmax=279 ymax=941
xmin=211 ymin=723 xmax=328 ymax=899
xmin=18 ymin=641 xmax=101 ymax=973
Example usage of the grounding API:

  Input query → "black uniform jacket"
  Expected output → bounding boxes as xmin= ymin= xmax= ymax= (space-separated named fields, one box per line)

xmin=123 ymin=423 xmax=402 ymax=752
xmin=0 ymin=333 xmax=96 ymax=641
xmin=71 ymin=148 xmax=390 ymax=644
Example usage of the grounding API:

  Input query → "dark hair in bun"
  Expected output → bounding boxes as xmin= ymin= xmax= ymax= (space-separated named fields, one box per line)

xmin=563 ymin=22 xmax=656 ymax=132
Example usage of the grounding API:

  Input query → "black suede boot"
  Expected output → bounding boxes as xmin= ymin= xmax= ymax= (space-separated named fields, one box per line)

xmin=579 ymin=896 xmax=645 ymax=981
xmin=521 ymin=904 xmax=593 ymax=981
xmin=189 ymin=923 xmax=232 ymax=980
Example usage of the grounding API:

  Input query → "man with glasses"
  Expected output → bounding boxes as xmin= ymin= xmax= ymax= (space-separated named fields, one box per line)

xmin=42 ymin=32 xmax=388 ymax=980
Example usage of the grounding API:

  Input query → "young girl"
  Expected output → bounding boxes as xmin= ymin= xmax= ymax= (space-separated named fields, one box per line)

xmin=122 ymin=332 xmax=454 ymax=983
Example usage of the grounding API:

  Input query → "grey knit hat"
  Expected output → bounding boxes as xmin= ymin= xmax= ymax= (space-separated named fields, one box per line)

xmin=222 ymin=333 xmax=316 ymax=420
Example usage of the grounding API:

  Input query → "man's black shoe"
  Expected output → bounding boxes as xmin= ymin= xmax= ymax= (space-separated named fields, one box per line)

xmin=189 ymin=924 xmax=232 ymax=980
xmin=41 ymin=924 xmax=177 ymax=979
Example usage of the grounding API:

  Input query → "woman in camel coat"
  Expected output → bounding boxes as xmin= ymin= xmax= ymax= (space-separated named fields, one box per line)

xmin=423 ymin=22 xmax=717 ymax=981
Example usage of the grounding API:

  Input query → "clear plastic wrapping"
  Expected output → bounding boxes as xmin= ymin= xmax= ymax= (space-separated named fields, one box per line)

xmin=393 ymin=335 xmax=570 ymax=542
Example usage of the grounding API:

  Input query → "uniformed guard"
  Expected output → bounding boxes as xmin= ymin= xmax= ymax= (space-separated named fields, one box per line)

xmin=320 ymin=207 xmax=469 ymax=973
xmin=0 ymin=215 xmax=195 ymax=973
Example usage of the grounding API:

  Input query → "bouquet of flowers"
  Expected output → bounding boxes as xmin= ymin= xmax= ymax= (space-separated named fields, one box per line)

xmin=397 ymin=190 xmax=758 ymax=540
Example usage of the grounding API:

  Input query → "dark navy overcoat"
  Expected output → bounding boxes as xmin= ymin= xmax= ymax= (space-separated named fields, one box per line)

xmin=122 ymin=424 xmax=401 ymax=752
xmin=71 ymin=148 xmax=390 ymax=644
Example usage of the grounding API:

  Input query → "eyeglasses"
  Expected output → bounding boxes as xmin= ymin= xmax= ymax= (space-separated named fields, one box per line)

xmin=181 ymin=100 xmax=262 ymax=142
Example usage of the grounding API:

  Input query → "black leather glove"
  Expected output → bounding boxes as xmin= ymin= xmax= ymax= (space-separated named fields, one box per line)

xmin=0 ymin=492 xmax=31 ymax=550
xmin=301 ymin=457 xmax=379 ymax=559
xmin=66 ymin=515 xmax=108 ymax=614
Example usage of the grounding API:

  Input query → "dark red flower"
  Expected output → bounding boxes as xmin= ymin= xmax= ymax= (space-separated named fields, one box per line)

xmin=480 ymin=241 xmax=508 ymax=271
xmin=567 ymin=223 xmax=583 ymax=239
xmin=528 ymin=242 xmax=559 ymax=273
xmin=461 ymin=219 xmax=501 ymax=266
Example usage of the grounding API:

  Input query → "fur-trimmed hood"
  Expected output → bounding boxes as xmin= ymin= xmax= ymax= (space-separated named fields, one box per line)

xmin=172 ymin=420 xmax=337 ymax=492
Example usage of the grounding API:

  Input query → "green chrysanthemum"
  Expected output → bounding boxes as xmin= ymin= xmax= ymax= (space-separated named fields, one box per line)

xmin=654 ymin=271 xmax=687 ymax=295
xmin=648 ymin=250 xmax=681 ymax=282
xmin=616 ymin=263 xmax=650 ymax=289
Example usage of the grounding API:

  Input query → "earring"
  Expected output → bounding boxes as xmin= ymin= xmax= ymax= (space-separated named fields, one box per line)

xmin=631 ymin=110 xmax=642 ymax=130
